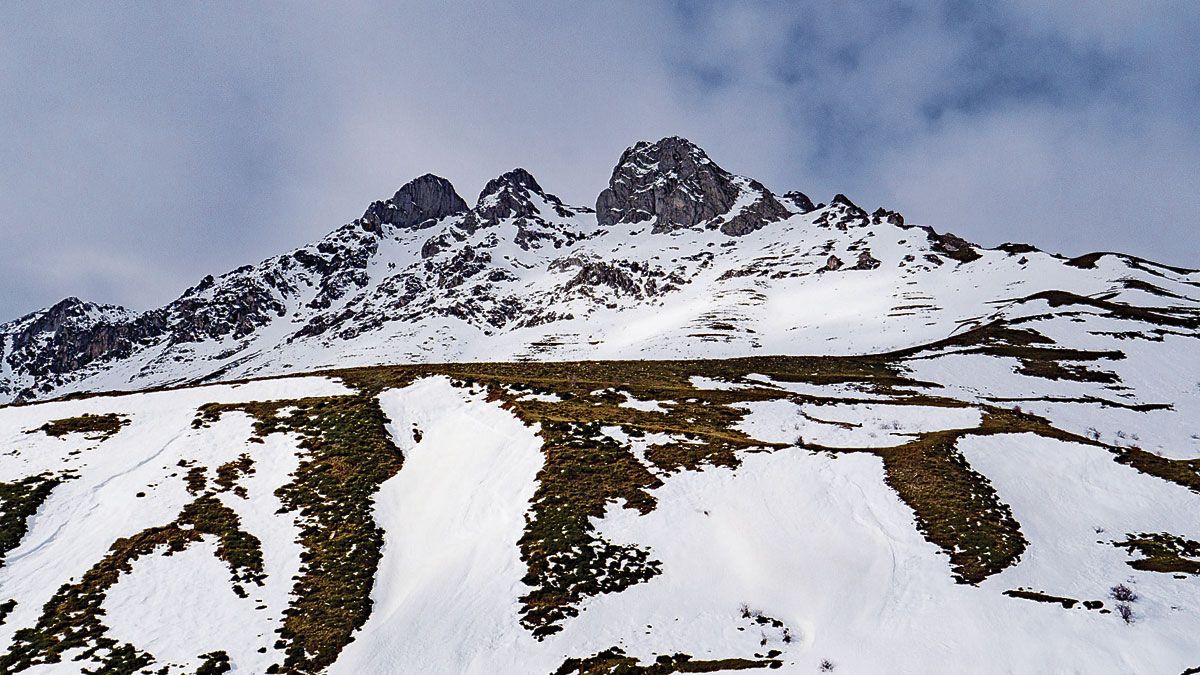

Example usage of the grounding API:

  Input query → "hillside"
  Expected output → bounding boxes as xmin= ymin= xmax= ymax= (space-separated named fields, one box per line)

xmin=0 ymin=136 xmax=1198 ymax=673
xmin=1 ymin=348 xmax=1198 ymax=673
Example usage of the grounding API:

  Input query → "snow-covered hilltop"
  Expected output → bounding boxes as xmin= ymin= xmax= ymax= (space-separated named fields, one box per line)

xmin=6 ymin=136 xmax=1197 ymax=404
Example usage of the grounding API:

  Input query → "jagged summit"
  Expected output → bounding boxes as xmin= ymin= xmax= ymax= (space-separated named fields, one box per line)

xmin=4 ymin=297 xmax=131 ymax=332
xmin=361 ymin=173 xmax=468 ymax=232
xmin=782 ymin=190 xmax=817 ymax=213
xmin=479 ymin=167 xmax=542 ymax=202
xmin=595 ymin=135 xmax=792 ymax=236
xmin=474 ymin=168 xmax=585 ymax=224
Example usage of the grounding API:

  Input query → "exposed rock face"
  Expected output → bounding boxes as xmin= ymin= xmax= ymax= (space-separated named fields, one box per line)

xmin=361 ymin=174 xmax=468 ymax=231
xmin=564 ymin=262 xmax=641 ymax=296
xmin=784 ymin=191 xmax=817 ymax=214
xmin=559 ymin=258 xmax=680 ymax=300
xmin=475 ymin=168 xmax=577 ymax=225
xmin=168 ymin=276 xmax=289 ymax=342
xmin=595 ymin=136 xmax=791 ymax=236
xmin=0 ymin=299 xmax=164 ymax=398
xmin=822 ymin=255 xmax=844 ymax=272
xmin=926 ymin=229 xmax=982 ymax=263
xmin=872 ymin=207 xmax=904 ymax=228
xmin=814 ymin=194 xmax=870 ymax=231
xmin=413 ymin=168 xmax=591 ymax=258
xmin=853 ymin=250 xmax=882 ymax=270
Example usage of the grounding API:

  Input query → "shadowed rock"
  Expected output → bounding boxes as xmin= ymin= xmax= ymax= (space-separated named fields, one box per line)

xmin=595 ymin=136 xmax=791 ymax=236
xmin=784 ymin=191 xmax=817 ymax=213
xmin=361 ymin=174 xmax=468 ymax=231
xmin=475 ymin=168 xmax=574 ymax=224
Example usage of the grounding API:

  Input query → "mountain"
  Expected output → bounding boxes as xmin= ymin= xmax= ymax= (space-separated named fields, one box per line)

xmin=1 ymin=137 xmax=1199 ymax=673
xmin=4 ymin=136 xmax=1197 ymax=406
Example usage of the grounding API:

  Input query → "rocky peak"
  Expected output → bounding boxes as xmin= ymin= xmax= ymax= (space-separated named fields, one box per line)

xmin=783 ymin=191 xmax=817 ymax=214
xmin=595 ymin=136 xmax=791 ymax=236
xmin=6 ymin=297 xmax=130 ymax=335
xmin=474 ymin=168 xmax=577 ymax=224
xmin=479 ymin=168 xmax=541 ymax=203
xmin=361 ymin=174 xmax=468 ymax=232
xmin=42 ymin=296 xmax=90 ymax=321
xmin=812 ymin=193 xmax=871 ymax=231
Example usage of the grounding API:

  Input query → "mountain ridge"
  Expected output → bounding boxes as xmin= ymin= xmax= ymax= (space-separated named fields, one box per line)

xmin=2 ymin=136 xmax=1197 ymax=404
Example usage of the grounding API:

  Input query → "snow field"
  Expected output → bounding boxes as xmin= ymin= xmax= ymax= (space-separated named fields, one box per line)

xmin=0 ymin=377 xmax=349 ymax=667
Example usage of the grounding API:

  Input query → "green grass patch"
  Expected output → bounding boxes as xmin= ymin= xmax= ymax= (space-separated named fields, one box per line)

xmin=851 ymin=430 xmax=1027 ymax=584
xmin=196 ymin=650 xmax=232 ymax=674
xmin=554 ymin=647 xmax=780 ymax=674
xmin=1115 ymin=449 xmax=1200 ymax=494
xmin=28 ymin=413 xmax=128 ymax=440
xmin=1003 ymin=589 xmax=1080 ymax=609
xmin=0 ymin=473 xmax=62 ymax=569
xmin=215 ymin=453 xmax=255 ymax=498
xmin=0 ymin=495 xmax=263 ymax=672
xmin=1114 ymin=532 xmax=1200 ymax=575
xmin=197 ymin=392 xmax=404 ymax=673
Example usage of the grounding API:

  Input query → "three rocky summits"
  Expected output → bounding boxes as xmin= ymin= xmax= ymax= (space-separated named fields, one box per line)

xmin=359 ymin=135 xmax=815 ymax=239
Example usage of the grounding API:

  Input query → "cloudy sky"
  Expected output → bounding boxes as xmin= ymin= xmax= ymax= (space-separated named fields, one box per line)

xmin=1 ymin=1 xmax=1197 ymax=319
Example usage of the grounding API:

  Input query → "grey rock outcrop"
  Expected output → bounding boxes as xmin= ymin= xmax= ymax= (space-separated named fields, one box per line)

xmin=361 ymin=174 xmax=468 ymax=231
xmin=595 ymin=136 xmax=791 ymax=236
xmin=822 ymin=255 xmax=844 ymax=272
xmin=852 ymin=250 xmax=882 ymax=270
xmin=783 ymin=191 xmax=817 ymax=213
xmin=926 ymin=229 xmax=982 ymax=263
xmin=474 ymin=168 xmax=579 ymax=225
xmin=0 ymin=298 xmax=165 ymax=399
xmin=872 ymin=207 xmax=904 ymax=228
xmin=460 ymin=168 xmax=589 ymax=250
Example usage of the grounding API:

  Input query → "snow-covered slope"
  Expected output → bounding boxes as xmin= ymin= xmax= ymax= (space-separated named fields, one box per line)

xmin=1 ymin=351 xmax=1198 ymax=673
xmin=6 ymin=136 xmax=1196 ymax=404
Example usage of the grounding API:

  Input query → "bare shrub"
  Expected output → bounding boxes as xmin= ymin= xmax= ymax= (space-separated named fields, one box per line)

xmin=819 ymin=659 xmax=836 ymax=672
xmin=1117 ymin=603 xmax=1135 ymax=624
xmin=1110 ymin=584 xmax=1138 ymax=603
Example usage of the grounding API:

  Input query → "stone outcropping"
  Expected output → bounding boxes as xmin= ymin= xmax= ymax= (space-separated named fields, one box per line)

xmin=361 ymin=174 xmax=468 ymax=231
xmin=474 ymin=168 xmax=577 ymax=225
xmin=595 ymin=136 xmax=791 ymax=236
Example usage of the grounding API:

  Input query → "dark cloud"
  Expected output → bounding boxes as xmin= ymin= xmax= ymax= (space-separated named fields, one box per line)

xmin=1 ymin=1 xmax=1197 ymax=319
